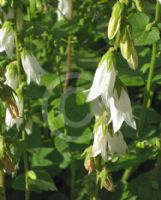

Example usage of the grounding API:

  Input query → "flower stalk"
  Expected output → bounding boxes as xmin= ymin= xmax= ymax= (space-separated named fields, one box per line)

xmin=14 ymin=2 xmax=30 ymax=199
xmin=122 ymin=0 xmax=160 ymax=183
xmin=138 ymin=1 xmax=160 ymax=135
xmin=64 ymin=35 xmax=72 ymax=93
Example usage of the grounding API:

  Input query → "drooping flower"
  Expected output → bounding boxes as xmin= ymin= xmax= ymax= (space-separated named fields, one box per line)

xmin=21 ymin=52 xmax=45 ymax=85
xmin=5 ymin=61 xmax=18 ymax=90
xmin=0 ymin=21 xmax=15 ymax=58
xmin=87 ymin=49 xmax=116 ymax=102
xmin=5 ymin=97 xmax=23 ymax=131
xmin=90 ymin=98 xmax=105 ymax=119
xmin=107 ymin=132 xmax=127 ymax=155
xmin=92 ymin=113 xmax=128 ymax=160
xmin=107 ymin=88 xmax=136 ymax=133
xmin=127 ymin=46 xmax=138 ymax=70
xmin=92 ymin=122 xmax=108 ymax=161
xmin=57 ymin=0 xmax=72 ymax=21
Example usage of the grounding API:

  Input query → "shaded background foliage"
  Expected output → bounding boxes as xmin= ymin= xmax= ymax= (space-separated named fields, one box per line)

xmin=1 ymin=0 xmax=161 ymax=199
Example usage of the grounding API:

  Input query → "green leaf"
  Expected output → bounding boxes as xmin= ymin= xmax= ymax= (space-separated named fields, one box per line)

xmin=13 ymin=170 xmax=57 ymax=192
xmin=31 ymin=148 xmax=59 ymax=167
xmin=128 ymin=12 xmax=160 ymax=46
xmin=54 ymin=137 xmax=69 ymax=153
xmin=48 ymin=111 xmax=64 ymax=132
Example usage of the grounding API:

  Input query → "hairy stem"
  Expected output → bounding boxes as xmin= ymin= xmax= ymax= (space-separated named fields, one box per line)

xmin=138 ymin=1 xmax=160 ymax=135
xmin=14 ymin=4 xmax=30 ymax=200
xmin=92 ymin=157 xmax=101 ymax=200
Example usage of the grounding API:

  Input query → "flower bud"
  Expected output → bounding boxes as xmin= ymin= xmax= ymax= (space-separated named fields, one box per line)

xmin=108 ymin=1 xmax=124 ymax=40
xmin=120 ymin=0 xmax=129 ymax=5
xmin=133 ymin=0 xmax=144 ymax=12
xmin=5 ymin=61 xmax=18 ymax=90
xmin=127 ymin=46 xmax=138 ymax=70
xmin=120 ymin=25 xmax=138 ymax=70
xmin=16 ymin=7 xmax=24 ymax=32
xmin=120 ymin=25 xmax=133 ymax=60
xmin=83 ymin=146 xmax=95 ymax=174
xmin=97 ymin=167 xmax=115 ymax=192
xmin=84 ymin=157 xmax=95 ymax=174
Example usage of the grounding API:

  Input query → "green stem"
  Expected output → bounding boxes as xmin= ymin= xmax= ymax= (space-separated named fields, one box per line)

xmin=56 ymin=53 xmax=63 ymax=93
xmin=122 ymin=1 xmax=160 ymax=183
xmin=15 ymin=31 xmax=21 ymax=85
xmin=64 ymin=36 xmax=72 ymax=93
xmin=23 ymin=131 xmax=30 ymax=200
xmin=152 ymin=151 xmax=161 ymax=179
xmin=14 ymin=4 xmax=30 ymax=200
xmin=121 ymin=166 xmax=137 ymax=182
xmin=92 ymin=157 xmax=101 ymax=200
xmin=70 ymin=158 xmax=76 ymax=200
xmin=92 ymin=179 xmax=99 ymax=200
xmin=0 ymin=104 xmax=6 ymax=200
xmin=138 ymin=1 xmax=160 ymax=135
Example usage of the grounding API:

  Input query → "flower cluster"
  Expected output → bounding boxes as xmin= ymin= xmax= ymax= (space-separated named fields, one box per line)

xmin=87 ymin=48 xmax=136 ymax=160
xmin=108 ymin=0 xmax=138 ymax=70
xmin=85 ymin=0 xmax=140 ymax=161
xmin=0 ymin=8 xmax=45 ymax=134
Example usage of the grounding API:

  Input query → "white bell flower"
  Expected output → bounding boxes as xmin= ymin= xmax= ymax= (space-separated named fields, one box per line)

xmin=21 ymin=52 xmax=45 ymax=85
xmin=87 ymin=51 xmax=116 ymax=102
xmin=90 ymin=98 xmax=105 ymax=119
xmin=92 ymin=119 xmax=127 ymax=160
xmin=25 ymin=119 xmax=33 ymax=135
xmin=57 ymin=0 xmax=72 ymax=21
xmin=107 ymin=88 xmax=136 ymax=133
xmin=5 ymin=62 xmax=18 ymax=90
xmin=0 ymin=22 xmax=15 ymax=58
xmin=5 ymin=97 xmax=23 ymax=131
xmin=107 ymin=132 xmax=127 ymax=155
xmin=92 ymin=123 xmax=108 ymax=161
